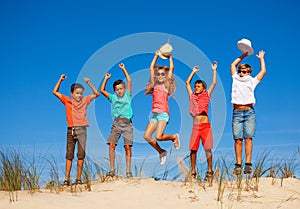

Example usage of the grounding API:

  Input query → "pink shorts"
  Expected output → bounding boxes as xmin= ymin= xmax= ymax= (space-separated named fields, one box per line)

xmin=189 ymin=123 xmax=213 ymax=151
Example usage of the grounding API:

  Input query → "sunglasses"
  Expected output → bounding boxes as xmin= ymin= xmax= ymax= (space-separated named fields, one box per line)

xmin=238 ymin=70 xmax=249 ymax=74
xmin=156 ymin=72 xmax=166 ymax=76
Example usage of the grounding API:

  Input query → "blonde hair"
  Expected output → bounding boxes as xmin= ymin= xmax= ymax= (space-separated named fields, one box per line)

xmin=145 ymin=65 xmax=176 ymax=97
xmin=238 ymin=64 xmax=252 ymax=73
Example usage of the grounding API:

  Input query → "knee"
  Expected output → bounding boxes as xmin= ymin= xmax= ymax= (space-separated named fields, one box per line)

xmin=235 ymin=139 xmax=243 ymax=145
xmin=155 ymin=135 xmax=163 ymax=141
xmin=124 ymin=145 xmax=131 ymax=151
xmin=244 ymin=138 xmax=252 ymax=143
xmin=109 ymin=143 xmax=116 ymax=149
xmin=144 ymin=133 xmax=152 ymax=142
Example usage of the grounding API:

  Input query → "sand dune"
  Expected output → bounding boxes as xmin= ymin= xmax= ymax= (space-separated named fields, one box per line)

xmin=1 ymin=177 xmax=299 ymax=209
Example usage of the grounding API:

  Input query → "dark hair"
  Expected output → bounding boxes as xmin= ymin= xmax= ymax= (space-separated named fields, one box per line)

xmin=194 ymin=80 xmax=207 ymax=89
xmin=113 ymin=79 xmax=125 ymax=91
xmin=71 ymin=83 xmax=84 ymax=93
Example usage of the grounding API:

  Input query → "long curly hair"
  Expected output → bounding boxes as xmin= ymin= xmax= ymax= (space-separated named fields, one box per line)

xmin=145 ymin=65 xmax=176 ymax=97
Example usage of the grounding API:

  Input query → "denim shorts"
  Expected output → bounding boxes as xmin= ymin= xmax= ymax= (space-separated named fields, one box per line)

xmin=150 ymin=112 xmax=169 ymax=123
xmin=232 ymin=108 xmax=256 ymax=139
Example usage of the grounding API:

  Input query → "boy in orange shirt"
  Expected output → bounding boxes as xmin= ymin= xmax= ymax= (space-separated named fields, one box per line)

xmin=53 ymin=74 xmax=100 ymax=186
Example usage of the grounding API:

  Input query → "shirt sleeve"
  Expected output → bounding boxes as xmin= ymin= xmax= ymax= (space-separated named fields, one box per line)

xmin=109 ymin=93 xmax=116 ymax=103
xmin=60 ymin=94 xmax=68 ymax=104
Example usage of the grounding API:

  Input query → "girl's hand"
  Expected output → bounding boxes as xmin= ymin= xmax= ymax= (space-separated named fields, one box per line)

xmin=105 ymin=73 xmax=111 ymax=79
xmin=119 ymin=63 xmax=125 ymax=69
xmin=192 ymin=66 xmax=199 ymax=72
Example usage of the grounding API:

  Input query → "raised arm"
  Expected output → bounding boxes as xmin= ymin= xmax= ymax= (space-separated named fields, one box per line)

xmin=83 ymin=78 xmax=100 ymax=100
xmin=207 ymin=61 xmax=218 ymax=96
xmin=230 ymin=52 xmax=248 ymax=75
xmin=255 ymin=50 xmax=266 ymax=81
xmin=52 ymin=74 xmax=66 ymax=99
xmin=149 ymin=51 xmax=160 ymax=83
xmin=167 ymin=55 xmax=174 ymax=79
xmin=100 ymin=73 xmax=111 ymax=99
xmin=186 ymin=66 xmax=199 ymax=96
xmin=119 ymin=63 xmax=132 ymax=93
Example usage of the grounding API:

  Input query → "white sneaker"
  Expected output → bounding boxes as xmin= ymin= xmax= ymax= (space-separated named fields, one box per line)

xmin=159 ymin=151 xmax=167 ymax=165
xmin=173 ymin=134 xmax=180 ymax=150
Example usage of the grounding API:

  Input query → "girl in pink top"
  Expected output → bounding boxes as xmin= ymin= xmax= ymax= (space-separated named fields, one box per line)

xmin=144 ymin=50 xmax=180 ymax=166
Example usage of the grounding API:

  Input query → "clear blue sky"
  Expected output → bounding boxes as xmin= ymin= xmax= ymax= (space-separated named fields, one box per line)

xmin=1 ymin=0 xmax=299 ymax=179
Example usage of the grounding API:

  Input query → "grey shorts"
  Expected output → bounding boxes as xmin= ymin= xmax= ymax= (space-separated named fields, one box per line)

xmin=107 ymin=120 xmax=133 ymax=146
xmin=66 ymin=126 xmax=87 ymax=160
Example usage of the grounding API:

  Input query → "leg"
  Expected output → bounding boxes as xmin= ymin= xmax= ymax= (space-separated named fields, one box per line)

xmin=155 ymin=120 xmax=176 ymax=142
xmin=65 ymin=128 xmax=76 ymax=182
xmin=109 ymin=143 xmax=116 ymax=172
xmin=205 ymin=149 xmax=213 ymax=172
xmin=190 ymin=150 xmax=197 ymax=175
xmin=76 ymin=159 xmax=84 ymax=181
xmin=234 ymin=139 xmax=243 ymax=165
xmin=144 ymin=121 xmax=165 ymax=154
xmin=244 ymin=138 xmax=253 ymax=163
xmin=65 ymin=159 xmax=72 ymax=181
xmin=76 ymin=127 xmax=87 ymax=181
xmin=124 ymin=145 xmax=132 ymax=173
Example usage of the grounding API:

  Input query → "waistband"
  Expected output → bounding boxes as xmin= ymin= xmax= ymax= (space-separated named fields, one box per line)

xmin=233 ymin=104 xmax=253 ymax=110
xmin=68 ymin=126 xmax=87 ymax=130
xmin=115 ymin=118 xmax=132 ymax=123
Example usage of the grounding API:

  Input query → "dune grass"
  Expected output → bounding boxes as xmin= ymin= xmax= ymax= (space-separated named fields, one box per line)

xmin=0 ymin=148 xmax=299 ymax=203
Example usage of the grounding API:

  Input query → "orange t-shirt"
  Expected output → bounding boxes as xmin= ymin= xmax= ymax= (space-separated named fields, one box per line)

xmin=60 ymin=95 xmax=92 ymax=127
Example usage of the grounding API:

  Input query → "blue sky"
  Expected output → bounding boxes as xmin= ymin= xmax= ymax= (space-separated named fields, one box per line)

xmin=1 ymin=0 xmax=299 ymax=179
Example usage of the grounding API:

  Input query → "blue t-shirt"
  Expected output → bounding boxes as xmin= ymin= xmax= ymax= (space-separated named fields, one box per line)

xmin=109 ymin=90 xmax=133 ymax=119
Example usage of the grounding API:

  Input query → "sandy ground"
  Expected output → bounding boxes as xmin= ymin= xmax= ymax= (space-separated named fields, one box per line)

xmin=1 ymin=177 xmax=299 ymax=209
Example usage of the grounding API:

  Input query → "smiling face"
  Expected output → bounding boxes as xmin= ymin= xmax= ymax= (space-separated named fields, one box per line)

xmin=156 ymin=69 xmax=167 ymax=83
xmin=238 ymin=64 xmax=252 ymax=77
xmin=194 ymin=83 xmax=205 ymax=94
xmin=71 ymin=88 xmax=84 ymax=102
xmin=114 ymin=83 xmax=126 ymax=97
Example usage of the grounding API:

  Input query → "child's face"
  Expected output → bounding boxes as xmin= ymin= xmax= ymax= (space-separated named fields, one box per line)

xmin=156 ymin=69 xmax=167 ymax=83
xmin=71 ymin=88 xmax=84 ymax=102
xmin=194 ymin=83 xmax=205 ymax=94
xmin=114 ymin=84 xmax=126 ymax=97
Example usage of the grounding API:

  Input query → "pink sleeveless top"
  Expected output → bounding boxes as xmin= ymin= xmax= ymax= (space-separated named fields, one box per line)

xmin=189 ymin=92 xmax=210 ymax=117
xmin=152 ymin=84 xmax=170 ymax=116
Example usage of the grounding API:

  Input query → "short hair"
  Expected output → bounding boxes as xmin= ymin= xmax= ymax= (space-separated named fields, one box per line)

xmin=113 ymin=79 xmax=125 ymax=91
xmin=238 ymin=63 xmax=252 ymax=73
xmin=71 ymin=83 xmax=84 ymax=93
xmin=194 ymin=80 xmax=207 ymax=89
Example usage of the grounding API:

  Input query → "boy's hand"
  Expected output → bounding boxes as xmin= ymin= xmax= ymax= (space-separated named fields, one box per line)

xmin=256 ymin=50 xmax=265 ymax=59
xmin=192 ymin=66 xmax=200 ymax=72
xmin=211 ymin=61 xmax=218 ymax=71
xmin=60 ymin=74 xmax=67 ymax=80
xmin=119 ymin=63 xmax=125 ymax=69
xmin=105 ymin=73 xmax=111 ymax=79
xmin=83 ymin=78 xmax=90 ymax=84
xmin=155 ymin=50 xmax=160 ymax=56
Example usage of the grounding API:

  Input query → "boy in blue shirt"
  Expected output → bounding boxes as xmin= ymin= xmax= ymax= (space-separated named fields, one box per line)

xmin=100 ymin=63 xmax=133 ymax=178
